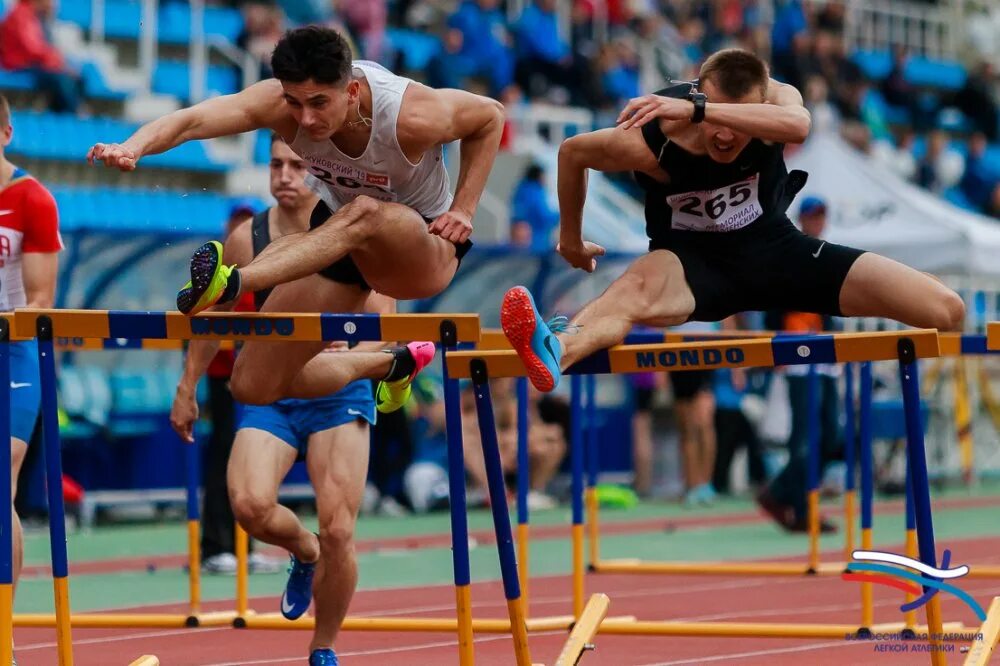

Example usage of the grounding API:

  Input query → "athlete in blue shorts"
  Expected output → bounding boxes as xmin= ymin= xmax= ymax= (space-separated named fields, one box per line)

xmin=0 ymin=94 xmax=63 ymax=666
xmin=170 ymin=134 xmax=412 ymax=666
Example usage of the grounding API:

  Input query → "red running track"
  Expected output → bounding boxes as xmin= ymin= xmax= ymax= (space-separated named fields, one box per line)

xmin=14 ymin=535 xmax=1000 ymax=665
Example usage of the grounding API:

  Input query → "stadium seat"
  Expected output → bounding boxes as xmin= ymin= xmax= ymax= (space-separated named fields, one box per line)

xmin=904 ymin=56 xmax=967 ymax=90
xmin=108 ymin=369 xmax=165 ymax=437
xmin=153 ymin=60 xmax=240 ymax=102
xmin=0 ymin=68 xmax=37 ymax=91
xmin=159 ymin=2 xmax=244 ymax=45
xmin=852 ymin=50 xmax=893 ymax=81
xmin=8 ymin=110 xmax=228 ymax=171
xmin=80 ymin=62 xmax=128 ymax=101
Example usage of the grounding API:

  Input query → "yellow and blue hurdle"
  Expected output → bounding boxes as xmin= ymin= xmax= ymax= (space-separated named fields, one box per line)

xmin=3 ymin=309 xmax=502 ymax=666
xmin=448 ymin=329 xmax=972 ymax=665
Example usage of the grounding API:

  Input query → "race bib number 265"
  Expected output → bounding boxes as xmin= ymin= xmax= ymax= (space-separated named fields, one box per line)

xmin=666 ymin=174 xmax=763 ymax=232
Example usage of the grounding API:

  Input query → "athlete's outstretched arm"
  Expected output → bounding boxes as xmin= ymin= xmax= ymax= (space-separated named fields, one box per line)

xmin=170 ymin=222 xmax=252 ymax=442
xmin=556 ymin=127 xmax=658 ymax=271
xmin=88 ymin=80 xmax=288 ymax=171
xmin=398 ymin=86 xmax=505 ymax=244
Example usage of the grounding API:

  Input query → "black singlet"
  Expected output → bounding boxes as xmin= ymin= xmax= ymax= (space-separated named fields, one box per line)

xmin=249 ymin=209 xmax=273 ymax=310
xmin=632 ymin=81 xmax=807 ymax=247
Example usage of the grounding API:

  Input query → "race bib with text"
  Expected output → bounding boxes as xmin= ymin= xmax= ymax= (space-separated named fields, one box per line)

xmin=666 ymin=174 xmax=763 ymax=232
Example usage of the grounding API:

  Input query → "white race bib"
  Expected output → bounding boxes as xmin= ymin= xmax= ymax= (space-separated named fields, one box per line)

xmin=306 ymin=164 xmax=399 ymax=204
xmin=666 ymin=174 xmax=763 ymax=232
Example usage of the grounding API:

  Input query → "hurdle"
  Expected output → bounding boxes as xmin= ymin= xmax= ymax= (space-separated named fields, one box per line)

xmin=447 ymin=329 xmax=975 ymax=659
xmin=4 ymin=309 xmax=593 ymax=666
xmin=963 ymin=596 xmax=1000 ymax=666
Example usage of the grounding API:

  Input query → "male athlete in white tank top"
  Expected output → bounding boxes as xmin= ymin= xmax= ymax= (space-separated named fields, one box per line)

xmin=87 ymin=26 xmax=504 ymax=415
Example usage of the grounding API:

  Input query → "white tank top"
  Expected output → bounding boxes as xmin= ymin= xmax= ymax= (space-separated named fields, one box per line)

xmin=290 ymin=61 xmax=452 ymax=219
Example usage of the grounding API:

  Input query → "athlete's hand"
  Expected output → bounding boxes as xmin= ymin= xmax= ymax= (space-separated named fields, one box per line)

xmin=87 ymin=142 xmax=139 ymax=171
xmin=170 ymin=387 xmax=199 ymax=443
xmin=617 ymin=95 xmax=695 ymax=130
xmin=557 ymin=240 xmax=606 ymax=273
xmin=429 ymin=210 xmax=473 ymax=243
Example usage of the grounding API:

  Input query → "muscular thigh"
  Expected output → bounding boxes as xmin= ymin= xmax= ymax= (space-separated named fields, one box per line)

xmin=351 ymin=203 xmax=458 ymax=299
xmin=233 ymin=274 xmax=370 ymax=393
xmin=228 ymin=427 xmax=299 ymax=503
xmin=306 ymin=420 xmax=371 ymax=522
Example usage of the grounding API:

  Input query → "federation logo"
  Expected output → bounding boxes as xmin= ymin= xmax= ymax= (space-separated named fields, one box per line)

xmin=842 ymin=549 xmax=986 ymax=621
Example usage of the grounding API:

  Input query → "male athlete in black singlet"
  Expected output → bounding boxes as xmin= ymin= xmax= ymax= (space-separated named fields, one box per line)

xmin=499 ymin=48 xmax=965 ymax=394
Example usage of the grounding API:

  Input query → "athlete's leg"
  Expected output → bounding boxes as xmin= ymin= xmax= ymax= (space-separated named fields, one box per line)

xmin=838 ymin=253 xmax=965 ymax=330
xmin=230 ymin=275 xmax=424 ymax=405
xmin=237 ymin=197 xmax=459 ymax=300
xmin=11 ymin=438 xmax=27 ymax=593
xmin=306 ymin=420 xmax=369 ymax=652
xmin=228 ymin=429 xmax=318 ymax=563
xmin=561 ymin=251 xmax=695 ymax=367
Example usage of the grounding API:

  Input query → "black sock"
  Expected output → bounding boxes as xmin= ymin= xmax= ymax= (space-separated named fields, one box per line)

xmin=220 ymin=268 xmax=241 ymax=304
xmin=382 ymin=346 xmax=416 ymax=382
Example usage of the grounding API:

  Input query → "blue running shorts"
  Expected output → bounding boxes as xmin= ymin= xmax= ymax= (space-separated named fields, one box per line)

xmin=9 ymin=340 xmax=41 ymax=443
xmin=239 ymin=380 xmax=375 ymax=459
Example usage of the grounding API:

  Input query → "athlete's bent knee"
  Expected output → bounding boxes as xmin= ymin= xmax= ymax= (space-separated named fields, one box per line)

xmin=339 ymin=195 xmax=383 ymax=243
xmin=231 ymin=490 xmax=275 ymax=532
xmin=932 ymin=289 xmax=966 ymax=331
xmin=318 ymin=522 xmax=355 ymax=557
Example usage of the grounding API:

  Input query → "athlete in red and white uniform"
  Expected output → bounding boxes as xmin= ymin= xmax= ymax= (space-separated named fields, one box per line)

xmin=0 ymin=94 xmax=62 ymax=660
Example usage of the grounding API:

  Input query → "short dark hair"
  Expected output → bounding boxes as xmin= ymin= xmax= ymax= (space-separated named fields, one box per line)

xmin=270 ymin=132 xmax=285 ymax=145
xmin=699 ymin=49 xmax=769 ymax=100
xmin=270 ymin=26 xmax=353 ymax=86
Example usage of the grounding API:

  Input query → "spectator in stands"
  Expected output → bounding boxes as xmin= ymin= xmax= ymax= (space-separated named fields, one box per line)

xmin=428 ymin=0 xmax=514 ymax=97
xmin=915 ymin=130 xmax=965 ymax=195
xmin=960 ymin=132 xmax=998 ymax=215
xmin=238 ymin=3 xmax=286 ymax=79
xmin=337 ymin=0 xmax=388 ymax=63
xmin=758 ymin=196 xmax=842 ymax=533
xmin=0 ymin=95 xmax=63 ymax=650
xmin=769 ymin=0 xmax=808 ymax=87
xmin=953 ymin=61 xmax=999 ymax=142
xmin=0 ymin=0 xmax=82 ymax=114
xmin=510 ymin=164 xmax=558 ymax=251
xmin=513 ymin=0 xmax=587 ymax=105
xmin=597 ymin=40 xmax=640 ymax=109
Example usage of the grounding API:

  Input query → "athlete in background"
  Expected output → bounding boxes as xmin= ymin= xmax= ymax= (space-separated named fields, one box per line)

xmin=0 ymin=93 xmax=63 ymax=665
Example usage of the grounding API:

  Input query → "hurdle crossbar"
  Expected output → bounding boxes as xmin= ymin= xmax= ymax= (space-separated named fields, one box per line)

xmin=447 ymin=330 xmax=941 ymax=378
xmin=12 ymin=309 xmax=481 ymax=343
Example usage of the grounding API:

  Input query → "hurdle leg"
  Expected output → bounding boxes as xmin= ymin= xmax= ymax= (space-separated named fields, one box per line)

xmin=441 ymin=323 xmax=475 ymax=666
xmin=553 ymin=593 xmax=609 ymax=666
xmin=963 ymin=596 xmax=1000 ymax=666
xmin=903 ymin=458 xmax=918 ymax=636
xmin=469 ymin=360 xmax=531 ymax=666
xmin=954 ymin=359 xmax=974 ymax=486
xmin=37 ymin=316 xmax=74 ymax=665
xmin=516 ymin=377 xmax=530 ymax=615
xmin=842 ymin=362 xmax=856 ymax=563
xmin=0 ymin=322 xmax=12 ymax=666
xmin=806 ymin=364 xmax=821 ymax=574
xmin=570 ymin=375 xmax=585 ymax=618
xmin=857 ymin=361 xmax=874 ymax=635
xmin=185 ymin=438 xmax=201 ymax=626
xmin=585 ymin=375 xmax=599 ymax=570
xmin=898 ymin=338 xmax=945 ymax=665
xmin=235 ymin=523 xmax=249 ymax=625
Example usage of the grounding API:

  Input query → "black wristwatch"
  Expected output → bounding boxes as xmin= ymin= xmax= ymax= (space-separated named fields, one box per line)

xmin=688 ymin=91 xmax=707 ymax=123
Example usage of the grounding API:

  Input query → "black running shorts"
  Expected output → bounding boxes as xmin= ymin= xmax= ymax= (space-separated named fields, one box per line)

xmin=651 ymin=218 xmax=865 ymax=322
xmin=669 ymin=371 xmax=712 ymax=400
xmin=309 ymin=200 xmax=474 ymax=289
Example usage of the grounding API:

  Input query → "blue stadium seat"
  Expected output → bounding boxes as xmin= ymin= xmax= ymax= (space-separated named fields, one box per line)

xmin=982 ymin=145 xmax=1000 ymax=179
xmin=254 ymin=130 xmax=271 ymax=164
xmin=904 ymin=56 xmax=967 ymax=90
xmin=159 ymin=2 xmax=244 ymax=45
xmin=81 ymin=62 xmax=128 ymax=101
xmin=104 ymin=0 xmax=145 ymax=40
xmin=8 ymin=110 xmax=228 ymax=171
xmin=108 ymin=369 xmax=164 ymax=437
xmin=852 ymin=50 xmax=893 ymax=81
xmin=153 ymin=60 xmax=240 ymax=102
xmin=0 ymin=69 xmax=37 ymax=91
xmin=57 ymin=1 xmax=92 ymax=30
